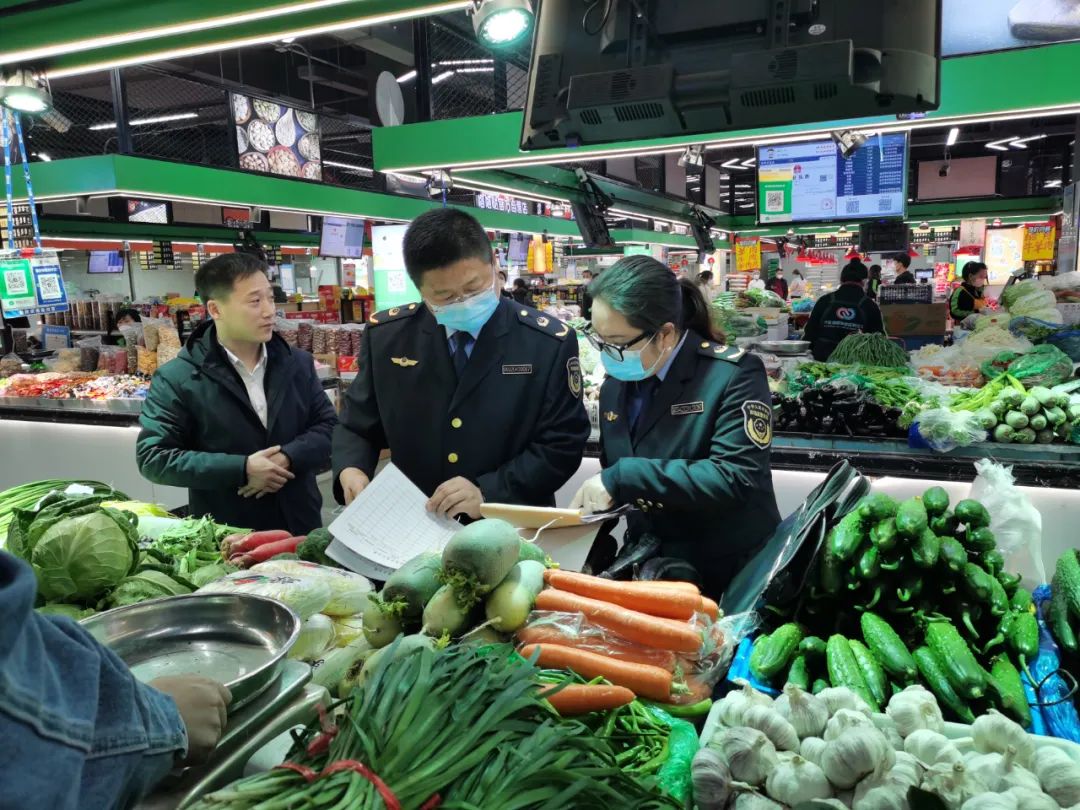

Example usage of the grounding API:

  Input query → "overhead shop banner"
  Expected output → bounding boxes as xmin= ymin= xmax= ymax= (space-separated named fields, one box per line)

xmin=943 ymin=0 xmax=1080 ymax=56
xmin=734 ymin=236 xmax=762 ymax=273
xmin=370 ymin=225 xmax=420 ymax=311
xmin=0 ymin=250 xmax=69 ymax=318
xmin=232 ymin=94 xmax=321 ymax=181
xmin=1023 ymin=222 xmax=1057 ymax=262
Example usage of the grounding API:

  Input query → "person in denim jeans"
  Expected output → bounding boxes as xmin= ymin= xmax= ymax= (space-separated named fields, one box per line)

xmin=0 ymin=551 xmax=231 ymax=809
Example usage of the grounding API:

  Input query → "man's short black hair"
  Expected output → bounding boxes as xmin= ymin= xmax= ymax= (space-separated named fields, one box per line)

xmin=116 ymin=307 xmax=142 ymax=323
xmin=196 ymin=253 xmax=268 ymax=302
xmin=894 ymin=252 xmax=912 ymax=269
xmin=841 ymin=261 xmax=869 ymax=284
xmin=403 ymin=209 xmax=491 ymax=286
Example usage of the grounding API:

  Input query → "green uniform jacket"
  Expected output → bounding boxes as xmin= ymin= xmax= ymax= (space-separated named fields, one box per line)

xmin=136 ymin=321 xmax=338 ymax=535
xmin=598 ymin=332 xmax=781 ymax=596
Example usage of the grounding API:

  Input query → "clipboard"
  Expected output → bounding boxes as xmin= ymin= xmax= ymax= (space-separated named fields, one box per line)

xmin=479 ymin=502 xmax=633 ymax=529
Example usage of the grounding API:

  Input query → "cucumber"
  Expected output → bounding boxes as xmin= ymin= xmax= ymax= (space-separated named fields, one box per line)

xmin=929 ymin=512 xmax=958 ymax=537
xmin=1057 ymin=549 xmax=1080 ymax=620
xmin=382 ymin=552 xmax=444 ymax=620
xmin=860 ymin=612 xmax=918 ymax=682
xmin=980 ymin=549 xmax=1005 ymax=575
xmin=1011 ymin=587 xmax=1033 ymax=613
xmin=751 ymin=623 xmax=803 ymax=681
xmin=799 ymin=635 xmax=827 ymax=660
xmin=962 ymin=562 xmax=995 ymax=604
xmin=485 ymin=560 xmax=546 ymax=632
xmin=955 ymin=499 xmax=991 ymax=529
xmin=1050 ymin=574 xmax=1078 ymax=653
xmin=988 ymin=654 xmax=1032 ymax=727
xmin=895 ymin=497 xmax=928 ymax=539
xmin=964 ymin=527 xmax=997 ymax=553
xmin=1006 ymin=609 xmax=1039 ymax=661
xmin=987 ymin=575 xmax=1010 ymax=617
xmin=922 ymin=486 xmax=950 ymax=517
xmin=828 ymin=510 xmax=868 ymax=562
xmin=849 ymin=638 xmax=888 ymax=708
xmin=912 ymin=527 xmax=941 ymax=569
xmin=996 ymin=570 xmax=1021 ymax=598
xmin=749 ymin=633 xmax=772 ymax=681
xmin=857 ymin=493 xmax=899 ymax=522
xmin=872 ymin=518 xmax=899 ymax=551
xmin=913 ymin=646 xmax=976 ymax=723
xmin=826 ymin=634 xmax=879 ymax=712
xmin=938 ymin=536 xmax=969 ymax=574
xmin=441 ymin=519 xmax=521 ymax=605
xmin=421 ymin=584 xmax=473 ymax=637
xmin=786 ymin=653 xmax=811 ymax=690
xmin=819 ymin=552 xmax=844 ymax=596
xmin=857 ymin=545 xmax=881 ymax=580
xmin=811 ymin=678 xmax=829 ymax=695
xmin=925 ymin=620 xmax=986 ymax=699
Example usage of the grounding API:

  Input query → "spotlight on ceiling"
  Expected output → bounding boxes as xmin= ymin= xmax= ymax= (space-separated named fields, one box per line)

xmin=470 ymin=0 xmax=534 ymax=47
xmin=677 ymin=145 xmax=704 ymax=170
xmin=1 ymin=68 xmax=52 ymax=113
xmin=831 ymin=130 xmax=868 ymax=159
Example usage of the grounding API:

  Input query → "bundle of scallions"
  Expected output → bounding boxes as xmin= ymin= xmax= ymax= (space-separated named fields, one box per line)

xmin=190 ymin=642 xmax=680 ymax=810
xmin=0 ymin=480 xmax=124 ymax=541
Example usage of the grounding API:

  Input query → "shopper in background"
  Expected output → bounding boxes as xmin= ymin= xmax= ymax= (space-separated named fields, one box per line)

xmin=137 ymin=253 xmax=337 ymax=535
xmin=116 ymin=308 xmax=142 ymax=327
xmin=571 ymin=256 xmax=781 ymax=598
xmin=766 ymin=268 xmax=789 ymax=300
xmin=802 ymin=260 xmax=885 ymax=362
xmin=950 ymin=261 xmax=990 ymax=325
xmin=893 ymin=253 xmax=917 ymax=285
xmin=867 ymin=265 xmax=883 ymax=301
xmin=581 ymin=269 xmax=595 ymax=319
xmin=0 ymin=550 xmax=231 ymax=809
xmin=748 ymin=270 xmax=767 ymax=291
xmin=789 ymin=269 xmax=807 ymax=300
xmin=497 ymin=269 xmax=512 ymax=299
xmin=511 ymin=277 xmax=532 ymax=306
xmin=696 ymin=270 xmax=716 ymax=301
xmin=333 ymin=208 xmax=590 ymax=518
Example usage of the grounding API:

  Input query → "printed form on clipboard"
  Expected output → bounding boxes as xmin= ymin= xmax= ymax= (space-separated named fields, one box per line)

xmin=327 ymin=463 xmax=460 ymax=581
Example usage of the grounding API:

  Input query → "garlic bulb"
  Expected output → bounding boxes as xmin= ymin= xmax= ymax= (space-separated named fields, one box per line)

xmin=765 ymin=754 xmax=833 ymax=805
xmin=800 ymin=736 xmax=828 ymax=768
xmin=713 ymin=727 xmax=779 ymax=785
xmin=972 ymin=710 xmax=1035 ymax=769
xmin=881 ymin=724 xmax=905 ymax=752
xmin=818 ymin=687 xmax=872 ymax=717
xmin=965 ymin=747 xmax=1040 ymax=793
xmin=812 ymin=801 xmax=851 ymax=810
xmin=851 ymin=764 xmax=910 ymax=810
xmin=891 ymin=751 xmax=924 ymax=788
xmin=903 ymin=728 xmax=962 ymax=766
xmin=959 ymin=794 xmax=1018 ymax=810
xmin=1033 ymin=745 xmax=1080 ymax=806
xmin=1005 ymin=786 xmax=1060 ymax=810
xmin=741 ymin=704 xmax=800 ymax=751
xmin=824 ymin=708 xmax=874 ymax=741
xmin=775 ymin=683 xmax=829 ymax=739
xmin=731 ymin=794 xmax=784 ymax=810
xmin=717 ymin=683 xmax=772 ymax=727
xmin=886 ymin=685 xmax=945 ymax=738
xmin=692 ymin=748 xmax=734 ymax=810
xmin=835 ymin=789 xmax=854 ymax=807
xmin=921 ymin=761 xmax=987 ymax=807
xmin=821 ymin=726 xmax=895 ymax=789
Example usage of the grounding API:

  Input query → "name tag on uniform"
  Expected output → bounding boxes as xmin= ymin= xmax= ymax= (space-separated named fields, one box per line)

xmin=502 ymin=364 xmax=533 ymax=375
xmin=671 ymin=401 xmax=705 ymax=416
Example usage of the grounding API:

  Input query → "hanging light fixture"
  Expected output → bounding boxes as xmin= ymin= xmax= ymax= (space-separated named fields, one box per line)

xmin=908 ymin=245 xmax=921 ymax=258
xmin=470 ymin=0 xmax=534 ymax=47
xmin=844 ymin=245 xmax=861 ymax=260
xmin=0 ymin=69 xmax=52 ymax=113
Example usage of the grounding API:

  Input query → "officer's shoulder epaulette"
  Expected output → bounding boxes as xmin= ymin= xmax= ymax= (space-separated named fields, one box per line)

xmin=697 ymin=339 xmax=747 ymax=363
xmin=515 ymin=306 xmax=572 ymax=340
xmin=367 ymin=302 xmax=422 ymax=327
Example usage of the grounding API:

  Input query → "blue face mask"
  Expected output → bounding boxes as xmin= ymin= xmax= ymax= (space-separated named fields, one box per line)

xmin=600 ymin=335 xmax=662 ymax=382
xmin=431 ymin=286 xmax=500 ymax=334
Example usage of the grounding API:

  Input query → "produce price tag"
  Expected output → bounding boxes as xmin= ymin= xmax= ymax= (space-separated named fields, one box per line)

xmin=41 ymin=324 xmax=71 ymax=349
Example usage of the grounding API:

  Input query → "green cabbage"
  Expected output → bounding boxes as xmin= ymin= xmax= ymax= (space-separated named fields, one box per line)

xmin=107 ymin=569 xmax=192 ymax=607
xmin=29 ymin=507 xmax=139 ymax=603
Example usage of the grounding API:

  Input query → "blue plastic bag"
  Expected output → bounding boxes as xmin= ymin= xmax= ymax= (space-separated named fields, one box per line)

xmin=1031 ymin=584 xmax=1080 ymax=743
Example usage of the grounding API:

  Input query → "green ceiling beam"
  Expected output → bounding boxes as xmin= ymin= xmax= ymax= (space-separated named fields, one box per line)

xmin=374 ymin=41 xmax=1080 ymax=173
xmin=1 ymin=0 xmax=468 ymax=78
xmin=9 ymin=155 xmax=582 ymax=239
xmin=37 ymin=215 xmax=321 ymax=247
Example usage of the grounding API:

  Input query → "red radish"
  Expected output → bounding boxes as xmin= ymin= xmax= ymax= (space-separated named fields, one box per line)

xmin=221 ymin=529 xmax=290 ymax=558
xmin=231 ymin=535 xmax=305 ymax=568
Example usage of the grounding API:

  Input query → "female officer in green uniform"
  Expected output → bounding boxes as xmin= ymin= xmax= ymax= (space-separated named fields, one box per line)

xmin=571 ymin=256 xmax=781 ymax=598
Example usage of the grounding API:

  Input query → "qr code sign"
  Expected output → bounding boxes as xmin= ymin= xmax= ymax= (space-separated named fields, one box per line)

xmin=845 ymin=200 xmax=861 ymax=215
xmin=765 ymin=190 xmax=785 ymax=212
xmin=4 ymin=269 xmax=28 ymax=296
xmin=37 ymin=274 xmax=62 ymax=300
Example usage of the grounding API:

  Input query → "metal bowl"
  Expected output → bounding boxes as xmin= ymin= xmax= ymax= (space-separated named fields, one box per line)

xmin=754 ymin=339 xmax=811 ymax=356
xmin=82 ymin=593 xmax=301 ymax=711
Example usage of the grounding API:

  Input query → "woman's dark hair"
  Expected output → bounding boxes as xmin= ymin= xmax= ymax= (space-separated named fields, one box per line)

xmin=698 ymin=270 xmax=713 ymax=283
xmin=962 ymin=261 xmax=988 ymax=282
xmin=588 ymin=255 xmax=719 ymax=341
xmin=792 ymin=269 xmax=804 ymax=279
xmin=115 ymin=307 xmax=142 ymax=323
xmin=869 ymin=264 xmax=882 ymax=278
xmin=512 ymin=277 xmax=527 ymax=290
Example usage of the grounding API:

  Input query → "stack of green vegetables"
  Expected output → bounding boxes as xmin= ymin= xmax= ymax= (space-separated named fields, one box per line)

xmin=828 ymin=333 xmax=910 ymax=368
xmin=749 ymin=487 xmax=1039 ymax=728
xmin=189 ymin=642 xmax=681 ymax=810
xmin=951 ymin=377 xmax=1080 ymax=445
xmin=0 ymin=479 xmax=126 ymax=541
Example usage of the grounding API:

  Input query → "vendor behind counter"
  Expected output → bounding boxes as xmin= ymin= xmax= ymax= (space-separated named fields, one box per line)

xmin=801 ymin=261 xmax=885 ymax=361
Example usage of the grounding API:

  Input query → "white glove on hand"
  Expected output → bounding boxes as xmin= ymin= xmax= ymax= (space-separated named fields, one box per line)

xmin=569 ymin=474 xmax=615 ymax=515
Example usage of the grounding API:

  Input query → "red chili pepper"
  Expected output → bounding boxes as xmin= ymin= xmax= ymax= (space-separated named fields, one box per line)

xmin=220 ymin=529 xmax=291 ymax=558
xmin=232 ymin=535 xmax=305 ymax=567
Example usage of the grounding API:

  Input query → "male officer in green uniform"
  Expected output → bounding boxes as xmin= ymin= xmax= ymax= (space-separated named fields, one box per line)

xmin=572 ymin=255 xmax=781 ymax=596
xmin=332 ymin=208 xmax=590 ymax=518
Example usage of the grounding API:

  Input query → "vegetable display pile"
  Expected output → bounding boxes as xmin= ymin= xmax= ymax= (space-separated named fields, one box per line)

xmin=694 ymin=682 xmax=1080 ymax=809
xmin=0 ymin=479 xmax=125 ymax=540
xmin=189 ymin=641 xmax=682 ymax=809
xmin=950 ymin=378 xmax=1080 ymax=445
xmin=828 ymin=333 xmax=910 ymax=368
xmin=751 ymin=486 xmax=1039 ymax=730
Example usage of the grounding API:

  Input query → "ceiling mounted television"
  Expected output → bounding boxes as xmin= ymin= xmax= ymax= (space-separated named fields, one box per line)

xmin=319 ymin=216 xmax=366 ymax=259
xmin=757 ymin=132 xmax=909 ymax=224
xmin=521 ymin=0 xmax=941 ymax=151
xmin=88 ymin=250 xmax=124 ymax=274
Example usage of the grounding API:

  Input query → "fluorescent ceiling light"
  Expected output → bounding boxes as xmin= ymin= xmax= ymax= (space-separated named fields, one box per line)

xmin=396 ymin=70 xmax=417 ymax=83
xmin=88 ymin=111 xmax=198 ymax=130
xmin=1 ymin=68 xmax=51 ymax=112
xmin=455 ymin=67 xmax=495 ymax=74
xmin=986 ymin=137 xmax=1016 ymax=151
xmin=1046 ymin=179 xmax=1063 ymax=188
xmin=34 ymin=152 xmax=51 ymax=161
xmin=741 ymin=158 xmax=757 ymax=167
xmin=323 ymin=159 xmax=374 ymax=176
xmin=735 ymin=184 xmax=752 ymax=189
xmin=720 ymin=158 xmax=744 ymax=169
xmin=432 ymin=71 xmax=456 ymax=85
xmin=946 ymin=127 xmax=960 ymax=146
xmin=435 ymin=59 xmax=494 ymax=66
xmin=1011 ymin=134 xmax=1047 ymax=148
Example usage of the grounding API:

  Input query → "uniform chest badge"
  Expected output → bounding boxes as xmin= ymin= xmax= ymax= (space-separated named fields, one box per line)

xmin=742 ymin=400 xmax=773 ymax=449
xmin=604 ymin=411 xmax=619 ymax=422
xmin=502 ymin=364 xmax=533 ymax=375
xmin=391 ymin=356 xmax=419 ymax=368
xmin=671 ymin=401 xmax=705 ymax=416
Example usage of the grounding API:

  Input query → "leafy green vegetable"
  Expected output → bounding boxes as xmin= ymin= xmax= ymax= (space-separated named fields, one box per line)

xmin=297 ymin=528 xmax=336 ymax=567
xmin=37 ymin=603 xmax=97 ymax=620
xmin=107 ymin=569 xmax=192 ymax=607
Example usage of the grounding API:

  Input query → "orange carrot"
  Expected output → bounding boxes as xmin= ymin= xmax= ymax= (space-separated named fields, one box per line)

xmin=538 ymin=683 xmax=636 ymax=715
xmin=521 ymin=643 xmax=673 ymax=701
xmin=543 ymin=570 xmax=701 ymax=620
xmin=700 ymin=596 xmax=720 ymax=621
xmin=624 ymin=580 xmax=702 ymax=595
xmin=515 ymin=624 xmax=678 ymax=671
xmin=533 ymin=589 xmax=702 ymax=653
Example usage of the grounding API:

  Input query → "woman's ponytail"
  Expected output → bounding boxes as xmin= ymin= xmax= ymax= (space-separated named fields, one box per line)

xmin=678 ymin=277 xmax=723 ymax=342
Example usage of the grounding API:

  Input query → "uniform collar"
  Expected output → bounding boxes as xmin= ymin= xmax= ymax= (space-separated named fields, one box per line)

xmin=656 ymin=331 xmax=688 ymax=382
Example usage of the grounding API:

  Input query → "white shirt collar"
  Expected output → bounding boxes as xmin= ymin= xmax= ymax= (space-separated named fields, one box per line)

xmin=222 ymin=343 xmax=267 ymax=375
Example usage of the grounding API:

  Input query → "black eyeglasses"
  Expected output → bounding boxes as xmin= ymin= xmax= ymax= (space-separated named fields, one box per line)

xmin=583 ymin=326 xmax=655 ymax=362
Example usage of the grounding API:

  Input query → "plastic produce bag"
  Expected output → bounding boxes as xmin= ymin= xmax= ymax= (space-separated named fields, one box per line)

xmin=912 ymin=408 xmax=988 ymax=452
xmin=981 ymin=345 xmax=1075 ymax=388
xmin=249 ymin=560 xmax=372 ymax=616
xmin=289 ymin=613 xmax=336 ymax=661
xmin=1009 ymin=314 xmax=1066 ymax=342
xmin=1046 ymin=329 xmax=1080 ymax=362
xmin=198 ymin=572 xmax=332 ymax=619
xmin=968 ymin=459 xmax=1045 ymax=583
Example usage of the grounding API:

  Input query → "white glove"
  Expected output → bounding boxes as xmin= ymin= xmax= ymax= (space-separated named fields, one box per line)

xmin=569 ymin=473 xmax=615 ymax=515
xmin=961 ymin=314 xmax=980 ymax=330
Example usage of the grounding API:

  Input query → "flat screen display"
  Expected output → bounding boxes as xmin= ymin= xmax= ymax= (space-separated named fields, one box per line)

xmin=88 ymin=250 xmax=124 ymax=274
xmin=319 ymin=216 xmax=365 ymax=258
xmin=126 ymin=199 xmax=170 ymax=224
xmin=757 ymin=133 xmax=909 ymax=224
xmin=278 ymin=264 xmax=296 ymax=294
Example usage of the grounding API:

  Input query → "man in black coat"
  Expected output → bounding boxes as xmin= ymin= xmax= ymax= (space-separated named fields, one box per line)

xmin=802 ymin=261 xmax=885 ymax=362
xmin=137 ymin=254 xmax=337 ymax=535
xmin=333 ymin=209 xmax=590 ymax=519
